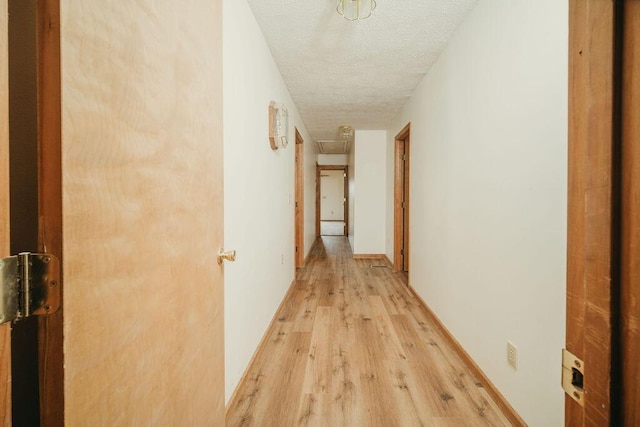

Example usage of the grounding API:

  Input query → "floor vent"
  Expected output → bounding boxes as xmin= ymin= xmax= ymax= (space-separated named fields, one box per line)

xmin=369 ymin=264 xmax=388 ymax=269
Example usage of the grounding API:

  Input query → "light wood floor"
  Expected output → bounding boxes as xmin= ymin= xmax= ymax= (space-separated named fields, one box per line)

xmin=226 ymin=236 xmax=512 ymax=427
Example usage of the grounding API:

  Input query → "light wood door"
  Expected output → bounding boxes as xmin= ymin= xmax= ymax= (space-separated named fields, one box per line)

xmin=60 ymin=1 xmax=224 ymax=424
xmin=1 ymin=0 xmax=225 ymax=424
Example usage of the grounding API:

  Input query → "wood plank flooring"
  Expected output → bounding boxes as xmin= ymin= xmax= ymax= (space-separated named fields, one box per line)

xmin=226 ymin=236 xmax=512 ymax=427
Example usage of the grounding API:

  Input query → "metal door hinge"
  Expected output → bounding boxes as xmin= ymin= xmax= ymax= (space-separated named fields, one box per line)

xmin=0 ymin=252 xmax=60 ymax=325
xmin=562 ymin=349 xmax=584 ymax=406
xmin=402 ymin=154 xmax=407 ymax=161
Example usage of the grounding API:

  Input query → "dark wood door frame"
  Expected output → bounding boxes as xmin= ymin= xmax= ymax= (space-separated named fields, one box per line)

xmin=620 ymin=3 xmax=640 ymax=425
xmin=393 ymin=123 xmax=410 ymax=274
xmin=315 ymin=165 xmax=348 ymax=238
xmin=4 ymin=0 xmax=65 ymax=425
xmin=566 ymin=1 xmax=615 ymax=423
xmin=566 ymin=0 xmax=639 ymax=424
xmin=37 ymin=0 xmax=63 ymax=424
xmin=2 ymin=0 xmax=63 ymax=424
xmin=294 ymin=128 xmax=304 ymax=268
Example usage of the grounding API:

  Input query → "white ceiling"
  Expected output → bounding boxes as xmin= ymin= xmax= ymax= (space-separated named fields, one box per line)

xmin=246 ymin=0 xmax=478 ymax=146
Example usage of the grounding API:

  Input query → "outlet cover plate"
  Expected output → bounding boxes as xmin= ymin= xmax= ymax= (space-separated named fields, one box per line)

xmin=507 ymin=341 xmax=518 ymax=369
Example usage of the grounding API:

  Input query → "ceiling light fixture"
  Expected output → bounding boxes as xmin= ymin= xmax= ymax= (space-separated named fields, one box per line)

xmin=337 ymin=0 xmax=376 ymax=21
xmin=338 ymin=125 xmax=354 ymax=140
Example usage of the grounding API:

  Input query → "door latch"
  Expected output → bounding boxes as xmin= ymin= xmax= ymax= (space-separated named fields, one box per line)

xmin=562 ymin=348 xmax=584 ymax=406
xmin=0 ymin=252 xmax=61 ymax=325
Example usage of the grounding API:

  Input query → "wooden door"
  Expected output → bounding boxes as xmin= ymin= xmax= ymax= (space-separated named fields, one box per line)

xmin=394 ymin=123 xmax=410 ymax=273
xmin=1 ymin=0 xmax=226 ymax=424
xmin=60 ymin=1 xmax=225 ymax=424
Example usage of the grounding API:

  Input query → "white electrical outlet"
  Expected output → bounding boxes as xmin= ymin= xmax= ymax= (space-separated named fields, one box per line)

xmin=507 ymin=341 xmax=518 ymax=369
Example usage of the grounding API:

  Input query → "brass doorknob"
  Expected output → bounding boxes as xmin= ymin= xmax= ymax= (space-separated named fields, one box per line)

xmin=218 ymin=249 xmax=237 ymax=265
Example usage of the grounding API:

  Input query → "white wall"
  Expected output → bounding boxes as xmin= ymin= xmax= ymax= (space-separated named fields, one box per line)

xmin=386 ymin=1 xmax=568 ymax=425
xmin=303 ymin=143 xmax=317 ymax=252
xmin=353 ymin=130 xmax=386 ymax=255
xmin=223 ymin=0 xmax=316 ymax=402
xmin=320 ymin=170 xmax=344 ymax=221
xmin=318 ymin=153 xmax=349 ymax=165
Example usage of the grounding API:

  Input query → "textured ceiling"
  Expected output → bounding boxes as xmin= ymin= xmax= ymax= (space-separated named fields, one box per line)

xmin=246 ymin=0 xmax=478 ymax=145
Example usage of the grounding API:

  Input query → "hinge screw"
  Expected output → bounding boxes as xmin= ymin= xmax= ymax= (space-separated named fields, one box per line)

xmin=50 ymin=281 xmax=57 ymax=287
xmin=43 ymin=256 xmax=51 ymax=264
xmin=44 ymin=305 xmax=51 ymax=311
xmin=574 ymin=392 xmax=580 ymax=400
xmin=574 ymin=360 xmax=581 ymax=368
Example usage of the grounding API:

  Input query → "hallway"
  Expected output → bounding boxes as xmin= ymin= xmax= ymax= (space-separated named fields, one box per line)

xmin=226 ymin=237 xmax=511 ymax=426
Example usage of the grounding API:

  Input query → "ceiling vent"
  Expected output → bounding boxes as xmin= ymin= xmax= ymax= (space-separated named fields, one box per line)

xmin=317 ymin=140 xmax=350 ymax=154
xmin=316 ymin=125 xmax=354 ymax=154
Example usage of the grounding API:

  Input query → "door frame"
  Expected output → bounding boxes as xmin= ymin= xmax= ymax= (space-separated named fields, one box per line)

xmin=0 ymin=0 xmax=63 ymax=424
xmin=564 ymin=0 xmax=639 ymax=424
xmin=1 ymin=0 xmax=11 ymax=422
xmin=393 ymin=123 xmax=410 ymax=273
xmin=294 ymin=128 xmax=304 ymax=268
xmin=37 ymin=0 xmax=64 ymax=424
xmin=620 ymin=3 xmax=640 ymax=425
xmin=315 ymin=165 xmax=348 ymax=237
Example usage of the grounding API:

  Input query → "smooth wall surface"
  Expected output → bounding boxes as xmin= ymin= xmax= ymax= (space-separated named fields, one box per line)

xmin=318 ymin=153 xmax=348 ymax=165
xmin=386 ymin=1 xmax=568 ymax=425
xmin=353 ymin=130 xmax=386 ymax=255
xmin=223 ymin=0 xmax=316 ymax=402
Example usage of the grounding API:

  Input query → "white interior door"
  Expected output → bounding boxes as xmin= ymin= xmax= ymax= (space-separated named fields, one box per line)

xmin=321 ymin=170 xmax=345 ymax=221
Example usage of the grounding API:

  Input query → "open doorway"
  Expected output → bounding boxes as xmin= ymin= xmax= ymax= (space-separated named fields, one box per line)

xmin=394 ymin=123 xmax=410 ymax=274
xmin=315 ymin=165 xmax=348 ymax=237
